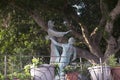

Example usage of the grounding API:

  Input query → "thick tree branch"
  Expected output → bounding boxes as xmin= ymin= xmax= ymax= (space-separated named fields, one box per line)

xmin=29 ymin=10 xmax=48 ymax=31
xmin=79 ymin=23 xmax=103 ymax=58
xmin=70 ymin=13 xmax=91 ymax=46
xmin=105 ymin=0 xmax=120 ymax=33
xmin=70 ymin=11 xmax=103 ymax=57
xmin=100 ymin=0 xmax=109 ymax=17
xmin=104 ymin=0 xmax=120 ymax=60
xmin=110 ymin=0 xmax=120 ymax=21
xmin=76 ymin=47 xmax=99 ymax=64
xmin=91 ymin=0 xmax=108 ymax=44
xmin=79 ymin=0 xmax=110 ymax=59
xmin=79 ymin=23 xmax=92 ymax=46
xmin=115 ymin=36 xmax=120 ymax=52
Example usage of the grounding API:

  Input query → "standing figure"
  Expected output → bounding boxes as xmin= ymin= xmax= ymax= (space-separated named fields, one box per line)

xmin=47 ymin=20 xmax=71 ymax=63
xmin=49 ymin=37 xmax=76 ymax=77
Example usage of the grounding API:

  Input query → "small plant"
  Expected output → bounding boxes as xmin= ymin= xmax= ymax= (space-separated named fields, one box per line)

xmin=32 ymin=57 xmax=40 ymax=67
xmin=0 ymin=73 xmax=4 ymax=80
xmin=63 ymin=65 xmax=80 ymax=73
xmin=24 ymin=64 xmax=31 ymax=75
xmin=11 ymin=72 xmax=31 ymax=79
xmin=107 ymin=54 xmax=117 ymax=67
xmin=52 ymin=63 xmax=59 ymax=75
xmin=24 ymin=57 xmax=43 ymax=76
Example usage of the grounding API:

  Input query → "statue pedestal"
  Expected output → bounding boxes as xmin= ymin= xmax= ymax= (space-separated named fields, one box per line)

xmin=30 ymin=64 xmax=55 ymax=80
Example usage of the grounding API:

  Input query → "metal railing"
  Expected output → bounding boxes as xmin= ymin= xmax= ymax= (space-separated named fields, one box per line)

xmin=0 ymin=55 xmax=120 ymax=80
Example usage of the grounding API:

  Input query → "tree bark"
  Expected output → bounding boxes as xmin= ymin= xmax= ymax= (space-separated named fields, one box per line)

xmin=76 ymin=48 xmax=99 ymax=64
xmin=29 ymin=10 xmax=48 ymax=31
xmin=104 ymin=0 xmax=120 ymax=62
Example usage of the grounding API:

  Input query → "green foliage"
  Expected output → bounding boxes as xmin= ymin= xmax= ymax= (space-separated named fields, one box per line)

xmin=13 ymin=72 xmax=31 ymax=79
xmin=24 ymin=57 xmax=43 ymax=75
xmin=11 ymin=72 xmax=30 ymax=79
xmin=0 ymin=70 xmax=31 ymax=80
xmin=52 ymin=63 xmax=59 ymax=75
xmin=24 ymin=64 xmax=31 ymax=75
xmin=0 ymin=15 xmax=48 ymax=55
xmin=63 ymin=64 xmax=80 ymax=73
xmin=0 ymin=73 xmax=4 ymax=80
xmin=32 ymin=57 xmax=40 ymax=66
xmin=107 ymin=54 xmax=117 ymax=67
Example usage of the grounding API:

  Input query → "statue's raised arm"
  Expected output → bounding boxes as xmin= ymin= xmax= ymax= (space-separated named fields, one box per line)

xmin=49 ymin=37 xmax=62 ymax=47
xmin=47 ymin=20 xmax=71 ymax=37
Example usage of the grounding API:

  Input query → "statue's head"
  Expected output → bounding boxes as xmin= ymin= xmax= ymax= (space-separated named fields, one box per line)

xmin=68 ymin=37 xmax=75 ymax=44
xmin=48 ymin=20 xmax=55 ymax=29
